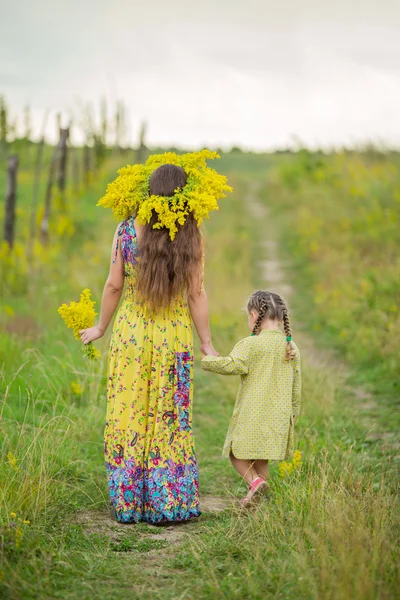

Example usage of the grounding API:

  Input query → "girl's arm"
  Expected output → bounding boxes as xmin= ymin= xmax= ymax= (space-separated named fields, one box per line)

xmin=201 ymin=339 xmax=250 ymax=376
xmin=188 ymin=265 xmax=218 ymax=356
xmin=292 ymin=352 xmax=301 ymax=418
xmin=80 ymin=225 xmax=124 ymax=345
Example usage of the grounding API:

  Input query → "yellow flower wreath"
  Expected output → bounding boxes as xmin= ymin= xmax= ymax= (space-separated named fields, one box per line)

xmin=97 ymin=149 xmax=232 ymax=240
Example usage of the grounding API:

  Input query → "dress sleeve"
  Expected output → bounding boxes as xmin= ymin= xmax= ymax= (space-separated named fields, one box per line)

xmin=201 ymin=339 xmax=250 ymax=376
xmin=292 ymin=350 xmax=301 ymax=417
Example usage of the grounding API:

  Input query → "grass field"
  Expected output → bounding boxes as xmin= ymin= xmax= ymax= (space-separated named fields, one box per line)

xmin=0 ymin=149 xmax=399 ymax=599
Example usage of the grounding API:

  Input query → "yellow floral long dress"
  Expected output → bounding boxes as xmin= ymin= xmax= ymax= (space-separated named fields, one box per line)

xmin=104 ymin=216 xmax=201 ymax=523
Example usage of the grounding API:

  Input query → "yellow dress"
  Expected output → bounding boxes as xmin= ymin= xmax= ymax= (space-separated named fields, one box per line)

xmin=202 ymin=330 xmax=301 ymax=460
xmin=104 ymin=216 xmax=200 ymax=523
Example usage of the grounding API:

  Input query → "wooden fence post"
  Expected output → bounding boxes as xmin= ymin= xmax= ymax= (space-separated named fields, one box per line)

xmin=57 ymin=127 xmax=69 ymax=209
xmin=4 ymin=155 xmax=19 ymax=248
xmin=27 ymin=110 xmax=49 ymax=262
xmin=72 ymin=147 xmax=80 ymax=193
xmin=83 ymin=144 xmax=91 ymax=186
xmin=40 ymin=128 xmax=69 ymax=244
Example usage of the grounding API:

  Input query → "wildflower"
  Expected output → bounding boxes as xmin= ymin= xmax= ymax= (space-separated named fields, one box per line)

xmin=98 ymin=150 xmax=232 ymax=240
xmin=15 ymin=527 xmax=23 ymax=549
xmin=279 ymin=461 xmax=293 ymax=478
xmin=279 ymin=450 xmax=302 ymax=478
xmin=58 ymin=289 xmax=99 ymax=361
xmin=10 ymin=512 xmax=17 ymax=519
xmin=70 ymin=381 xmax=83 ymax=395
xmin=292 ymin=450 xmax=302 ymax=468
xmin=23 ymin=520 xmax=30 ymax=525
xmin=55 ymin=214 xmax=75 ymax=238
xmin=7 ymin=452 xmax=19 ymax=472
xmin=4 ymin=304 xmax=14 ymax=316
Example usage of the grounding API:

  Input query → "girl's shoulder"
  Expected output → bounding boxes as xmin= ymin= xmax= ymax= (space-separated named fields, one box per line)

xmin=235 ymin=335 xmax=255 ymax=347
xmin=231 ymin=335 xmax=259 ymax=356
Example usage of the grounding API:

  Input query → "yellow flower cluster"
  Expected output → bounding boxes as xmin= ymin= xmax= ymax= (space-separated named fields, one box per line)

xmin=7 ymin=512 xmax=30 ymax=551
xmin=58 ymin=289 xmax=100 ymax=360
xmin=98 ymin=150 xmax=232 ymax=240
xmin=58 ymin=289 xmax=97 ymax=340
xmin=0 ymin=241 xmax=28 ymax=295
xmin=70 ymin=380 xmax=83 ymax=395
xmin=279 ymin=450 xmax=302 ymax=478
xmin=54 ymin=214 xmax=76 ymax=238
xmin=7 ymin=452 xmax=19 ymax=472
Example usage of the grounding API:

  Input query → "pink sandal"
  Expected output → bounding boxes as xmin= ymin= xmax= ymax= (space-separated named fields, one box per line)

xmin=240 ymin=477 xmax=269 ymax=507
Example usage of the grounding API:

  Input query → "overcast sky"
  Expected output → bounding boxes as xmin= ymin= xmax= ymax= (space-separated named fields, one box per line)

xmin=1 ymin=0 xmax=400 ymax=149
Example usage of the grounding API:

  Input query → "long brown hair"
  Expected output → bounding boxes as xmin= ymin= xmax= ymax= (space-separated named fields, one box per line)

xmin=247 ymin=290 xmax=296 ymax=361
xmin=135 ymin=164 xmax=203 ymax=310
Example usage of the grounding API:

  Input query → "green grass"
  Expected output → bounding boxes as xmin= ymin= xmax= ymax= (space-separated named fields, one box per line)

xmin=0 ymin=147 xmax=399 ymax=599
xmin=262 ymin=151 xmax=400 ymax=402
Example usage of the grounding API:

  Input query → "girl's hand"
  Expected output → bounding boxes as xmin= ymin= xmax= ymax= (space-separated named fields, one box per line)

xmin=80 ymin=325 xmax=104 ymax=345
xmin=200 ymin=341 xmax=219 ymax=356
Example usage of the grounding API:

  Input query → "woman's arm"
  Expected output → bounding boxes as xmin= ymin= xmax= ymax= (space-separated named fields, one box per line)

xmin=188 ymin=266 xmax=218 ymax=356
xmin=201 ymin=339 xmax=250 ymax=376
xmin=80 ymin=225 xmax=124 ymax=345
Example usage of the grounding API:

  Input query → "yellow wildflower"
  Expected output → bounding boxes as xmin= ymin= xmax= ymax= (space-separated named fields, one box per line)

xmin=7 ymin=452 xmax=19 ymax=472
xmin=279 ymin=450 xmax=302 ymax=478
xmin=54 ymin=214 xmax=76 ymax=238
xmin=292 ymin=450 xmax=302 ymax=467
xmin=58 ymin=289 xmax=99 ymax=360
xmin=71 ymin=381 xmax=83 ymax=395
xmin=10 ymin=512 xmax=17 ymax=519
xmin=98 ymin=150 xmax=232 ymax=240
xmin=15 ymin=526 xmax=23 ymax=549
xmin=23 ymin=520 xmax=30 ymax=525
xmin=4 ymin=304 xmax=14 ymax=316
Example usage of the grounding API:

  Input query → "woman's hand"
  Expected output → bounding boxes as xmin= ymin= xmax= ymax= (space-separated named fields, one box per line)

xmin=200 ymin=341 xmax=219 ymax=356
xmin=80 ymin=325 xmax=105 ymax=345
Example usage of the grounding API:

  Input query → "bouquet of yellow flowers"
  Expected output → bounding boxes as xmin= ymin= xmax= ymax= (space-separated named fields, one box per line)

xmin=58 ymin=289 xmax=100 ymax=360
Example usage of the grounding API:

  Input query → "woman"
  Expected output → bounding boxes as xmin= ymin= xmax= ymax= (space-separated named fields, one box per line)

xmin=80 ymin=157 xmax=224 ymax=524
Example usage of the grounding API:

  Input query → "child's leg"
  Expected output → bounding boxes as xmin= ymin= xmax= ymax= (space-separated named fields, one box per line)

xmin=229 ymin=452 xmax=257 ymax=485
xmin=253 ymin=460 xmax=269 ymax=481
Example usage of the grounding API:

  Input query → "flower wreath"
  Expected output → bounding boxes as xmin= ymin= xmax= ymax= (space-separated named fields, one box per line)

xmin=97 ymin=149 xmax=232 ymax=240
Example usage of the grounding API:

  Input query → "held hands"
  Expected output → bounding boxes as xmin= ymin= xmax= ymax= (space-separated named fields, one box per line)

xmin=200 ymin=341 xmax=219 ymax=357
xmin=80 ymin=325 xmax=105 ymax=345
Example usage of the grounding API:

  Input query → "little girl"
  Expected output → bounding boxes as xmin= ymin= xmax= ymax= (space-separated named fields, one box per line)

xmin=202 ymin=290 xmax=301 ymax=506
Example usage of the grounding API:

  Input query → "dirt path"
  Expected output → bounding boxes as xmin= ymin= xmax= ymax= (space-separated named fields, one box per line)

xmin=245 ymin=181 xmax=398 ymax=452
xmin=246 ymin=181 xmax=340 ymax=370
xmin=74 ymin=495 xmax=228 ymax=554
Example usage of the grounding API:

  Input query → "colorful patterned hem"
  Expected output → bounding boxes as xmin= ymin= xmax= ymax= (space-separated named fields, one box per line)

xmin=113 ymin=506 xmax=201 ymax=525
xmin=106 ymin=459 xmax=200 ymax=524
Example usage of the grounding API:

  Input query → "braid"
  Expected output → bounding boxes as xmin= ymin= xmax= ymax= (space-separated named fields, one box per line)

xmin=247 ymin=290 xmax=297 ymax=361
xmin=252 ymin=297 xmax=268 ymax=335
xmin=283 ymin=310 xmax=296 ymax=361
xmin=269 ymin=292 xmax=277 ymax=319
